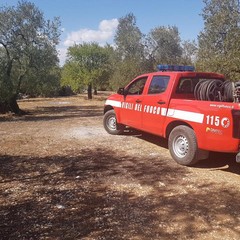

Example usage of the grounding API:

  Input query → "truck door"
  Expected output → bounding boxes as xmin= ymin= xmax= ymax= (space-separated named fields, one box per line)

xmin=120 ymin=76 xmax=148 ymax=129
xmin=142 ymin=75 xmax=170 ymax=136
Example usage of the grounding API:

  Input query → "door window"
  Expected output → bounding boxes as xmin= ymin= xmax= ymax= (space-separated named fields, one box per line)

xmin=148 ymin=76 xmax=170 ymax=94
xmin=127 ymin=77 xmax=148 ymax=95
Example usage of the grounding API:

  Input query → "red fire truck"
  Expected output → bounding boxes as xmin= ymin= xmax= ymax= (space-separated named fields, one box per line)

xmin=103 ymin=65 xmax=240 ymax=166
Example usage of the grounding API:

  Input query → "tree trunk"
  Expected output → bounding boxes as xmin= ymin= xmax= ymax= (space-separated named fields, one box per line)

xmin=9 ymin=95 xmax=22 ymax=114
xmin=94 ymin=88 xmax=98 ymax=95
xmin=0 ymin=101 xmax=8 ymax=114
xmin=0 ymin=95 xmax=26 ymax=115
xmin=87 ymin=83 xmax=92 ymax=99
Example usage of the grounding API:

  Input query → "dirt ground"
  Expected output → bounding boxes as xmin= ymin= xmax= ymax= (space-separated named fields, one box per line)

xmin=0 ymin=93 xmax=240 ymax=240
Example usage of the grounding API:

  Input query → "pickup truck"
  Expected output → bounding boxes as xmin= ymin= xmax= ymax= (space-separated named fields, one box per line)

xmin=103 ymin=65 xmax=240 ymax=166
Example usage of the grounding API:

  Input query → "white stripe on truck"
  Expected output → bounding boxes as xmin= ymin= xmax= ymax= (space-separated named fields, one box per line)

xmin=106 ymin=100 xmax=204 ymax=124
xmin=162 ymin=108 xmax=204 ymax=123
xmin=105 ymin=100 xmax=122 ymax=108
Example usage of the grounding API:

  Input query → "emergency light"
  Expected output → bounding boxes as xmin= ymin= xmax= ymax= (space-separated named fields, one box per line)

xmin=157 ymin=64 xmax=195 ymax=72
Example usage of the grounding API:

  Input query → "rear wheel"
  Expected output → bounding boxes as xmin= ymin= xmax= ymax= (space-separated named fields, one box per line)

xmin=103 ymin=110 xmax=124 ymax=135
xmin=168 ymin=125 xmax=199 ymax=166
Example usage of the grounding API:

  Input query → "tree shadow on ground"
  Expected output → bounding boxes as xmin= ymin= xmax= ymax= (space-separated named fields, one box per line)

xmin=0 ymin=147 xmax=240 ymax=239
xmin=0 ymin=105 xmax=103 ymax=122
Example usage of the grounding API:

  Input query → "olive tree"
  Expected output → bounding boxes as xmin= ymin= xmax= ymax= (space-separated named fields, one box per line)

xmin=145 ymin=26 xmax=183 ymax=67
xmin=62 ymin=43 xmax=112 ymax=99
xmin=114 ymin=13 xmax=144 ymax=59
xmin=111 ymin=13 xmax=145 ymax=89
xmin=197 ymin=0 xmax=240 ymax=80
xmin=0 ymin=0 xmax=61 ymax=113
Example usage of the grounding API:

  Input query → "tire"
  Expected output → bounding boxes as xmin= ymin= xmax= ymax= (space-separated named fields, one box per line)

xmin=103 ymin=110 xmax=124 ymax=135
xmin=168 ymin=125 xmax=199 ymax=166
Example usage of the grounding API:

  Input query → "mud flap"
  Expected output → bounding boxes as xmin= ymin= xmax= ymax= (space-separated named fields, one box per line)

xmin=197 ymin=149 xmax=209 ymax=160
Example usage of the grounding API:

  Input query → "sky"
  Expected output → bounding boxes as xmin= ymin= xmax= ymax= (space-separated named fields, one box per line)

xmin=1 ymin=0 xmax=205 ymax=65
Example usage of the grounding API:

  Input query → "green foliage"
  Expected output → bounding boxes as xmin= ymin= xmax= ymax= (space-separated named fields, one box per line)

xmin=114 ymin=13 xmax=144 ymax=60
xmin=0 ymin=0 xmax=61 ymax=112
xmin=110 ymin=13 xmax=146 ymax=89
xmin=197 ymin=0 xmax=240 ymax=80
xmin=109 ymin=58 xmax=143 ymax=90
xmin=61 ymin=61 xmax=85 ymax=93
xmin=61 ymin=42 xmax=112 ymax=94
xmin=146 ymin=26 xmax=183 ymax=66
xmin=111 ymin=14 xmax=195 ymax=90
xmin=20 ymin=66 xmax=61 ymax=97
xmin=180 ymin=40 xmax=198 ymax=65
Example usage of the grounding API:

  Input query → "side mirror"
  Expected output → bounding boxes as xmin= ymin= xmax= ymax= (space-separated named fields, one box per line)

xmin=117 ymin=87 xmax=125 ymax=95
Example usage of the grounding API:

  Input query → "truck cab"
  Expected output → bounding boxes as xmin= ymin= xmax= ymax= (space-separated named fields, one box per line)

xmin=103 ymin=65 xmax=240 ymax=166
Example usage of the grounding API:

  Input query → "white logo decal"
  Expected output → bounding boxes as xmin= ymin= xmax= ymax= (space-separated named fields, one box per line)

xmin=221 ymin=117 xmax=230 ymax=128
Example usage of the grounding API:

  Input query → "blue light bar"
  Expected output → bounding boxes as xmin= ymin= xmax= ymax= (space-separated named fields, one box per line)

xmin=157 ymin=64 xmax=195 ymax=72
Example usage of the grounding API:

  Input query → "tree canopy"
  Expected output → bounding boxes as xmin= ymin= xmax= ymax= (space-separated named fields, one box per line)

xmin=145 ymin=26 xmax=183 ymax=67
xmin=197 ymin=0 xmax=240 ymax=80
xmin=61 ymin=42 xmax=112 ymax=99
xmin=62 ymin=12 xmax=199 ymax=93
xmin=110 ymin=13 xmax=145 ymax=89
xmin=114 ymin=13 xmax=144 ymax=60
xmin=0 ymin=0 xmax=61 ymax=113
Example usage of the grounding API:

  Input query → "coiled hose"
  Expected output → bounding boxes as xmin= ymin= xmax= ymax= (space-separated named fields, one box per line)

xmin=194 ymin=79 xmax=234 ymax=102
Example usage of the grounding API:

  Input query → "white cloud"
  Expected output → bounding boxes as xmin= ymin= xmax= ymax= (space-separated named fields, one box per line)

xmin=58 ymin=18 xmax=118 ymax=66
xmin=63 ymin=18 xmax=119 ymax=47
xmin=99 ymin=19 xmax=119 ymax=32
xmin=57 ymin=47 xmax=68 ymax=66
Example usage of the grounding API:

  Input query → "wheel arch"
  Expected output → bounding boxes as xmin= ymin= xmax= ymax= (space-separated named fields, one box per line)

xmin=104 ymin=105 xmax=122 ymax=124
xmin=104 ymin=105 xmax=114 ymax=114
xmin=167 ymin=121 xmax=209 ymax=164
xmin=165 ymin=120 xmax=194 ymax=139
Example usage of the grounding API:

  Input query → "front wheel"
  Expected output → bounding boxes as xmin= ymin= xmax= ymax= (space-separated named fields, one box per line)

xmin=103 ymin=110 xmax=124 ymax=135
xmin=168 ymin=125 xmax=199 ymax=166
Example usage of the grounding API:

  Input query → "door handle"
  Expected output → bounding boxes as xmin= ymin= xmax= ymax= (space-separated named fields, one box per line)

xmin=157 ymin=101 xmax=166 ymax=104
xmin=136 ymin=99 xmax=142 ymax=103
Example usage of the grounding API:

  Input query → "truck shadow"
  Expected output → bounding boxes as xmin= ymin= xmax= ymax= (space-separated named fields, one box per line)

xmin=194 ymin=152 xmax=240 ymax=174
xmin=122 ymin=129 xmax=168 ymax=149
xmin=122 ymin=129 xmax=240 ymax=175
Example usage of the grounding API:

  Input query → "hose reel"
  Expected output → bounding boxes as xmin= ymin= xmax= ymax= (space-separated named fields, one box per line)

xmin=194 ymin=79 xmax=240 ymax=103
